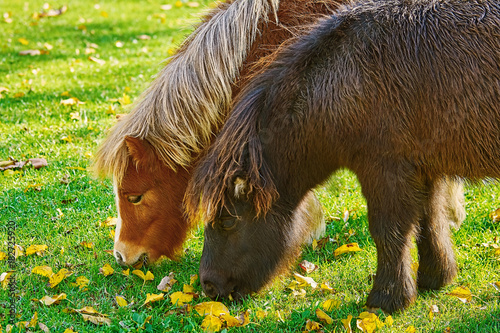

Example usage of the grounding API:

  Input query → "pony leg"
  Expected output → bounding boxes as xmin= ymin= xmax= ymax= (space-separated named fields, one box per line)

xmin=416 ymin=177 xmax=458 ymax=290
xmin=444 ymin=176 xmax=466 ymax=229
xmin=358 ymin=166 xmax=423 ymax=313
xmin=299 ymin=191 xmax=326 ymax=245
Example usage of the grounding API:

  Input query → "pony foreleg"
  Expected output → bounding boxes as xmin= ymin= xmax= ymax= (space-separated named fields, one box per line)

xmin=296 ymin=190 xmax=326 ymax=246
xmin=416 ymin=177 xmax=458 ymax=290
xmin=359 ymin=166 xmax=423 ymax=313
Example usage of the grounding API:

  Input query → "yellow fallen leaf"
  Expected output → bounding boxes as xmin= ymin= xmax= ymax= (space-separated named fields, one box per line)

xmin=255 ymin=310 xmax=267 ymax=319
xmin=194 ymin=302 xmax=230 ymax=316
xmin=319 ymin=282 xmax=335 ymax=292
xmin=1 ymin=271 xmax=13 ymax=289
xmin=385 ymin=315 xmax=394 ymax=326
xmin=316 ymin=308 xmax=333 ymax=325
xmin=342 ymin=315 xmax=353 ymax=333
xmin=14 ymin=244 xmax=24 ymax=258
xmin=13 ymin=92 xmax=25 ymax=98
xmin=170 ymin=291 xmax=193 ymax=306
xmin=312 ymin=239 xmax=318 ymax=251
xmin=491 ymin=207 xmax=500 ymax=222
xmin=0 ymin=251 xmax=6 ymax=260
xmin=63 ymin=329 xmax=76 ymax=333
xmin=334 ymin=243 xmax=362 ymax=257
xmin=236 ymin=309 xmax=251 ymax=326
xmin=80 ymin=241 xmax=93 ymax=248
xmin=183 ymin=284 xmax=195 ymax=293
xmin=293 ymin=273 xmax=318 ymax=289
xmin=32 ymin=266 xmax=54 ymax=278
xmin=201 ymin=314 xmax=223 ymax=332
xmin=81 ymin=313 xmax=111 ymax=326
xmin=25 ymin=244 xmax=48 ymax=256
xmin=292 ymin=288 xmax=306 ymax=297
xmin=28 ymin=311 xmax=38 ymax=328
xmin=190 ymin=274 xmax=198 ymax=285
xmin=60 ymin=97 xmax=84 ymax=106
xmin=70 ymin=306 xmax=100 ymax=314
xmin=49 ymin=268 xmax=72 ymax=288
xmin=143 ymin=293 xmax=164 ymax=306
xmin=448 ymin=286 xmax=472 ymax=303
xmin=88 ymin=56 xmax=106 ymax=65
xmin=322 ymin=299 xmax=341 ymax=311
xmin=119 ymin=93 xmax=131 ymax=106
xmin=18 ymin=37 xmax=29 ymax=45
xmin=100 ymin=11 xmax=108 ymax=17
xmin=492 ymin=282 xmax=500 ymax=291
xmin=102 ymin=217 xmax=117 ymax=226
xmin=100 ymin=264 xmax=114 ymax=276
xmin=122 ymin=269 xmax=130 ymax=276
xmin=116 ymin=295 xmax=128 ymax=307
xmin=132 ymin=270 xmax=154 ymax=281
xmin=305 ymin=319 xmax=321 ymax=331
xmin=174 ymin=1 xmax=183 ymax=7
xmin=71 ymin=276 xmax=89 ymax=290
xmin=406 ymin=326 xmax=416 ymax=333
xmin=39 ymin=293 xmax=67 ymax=306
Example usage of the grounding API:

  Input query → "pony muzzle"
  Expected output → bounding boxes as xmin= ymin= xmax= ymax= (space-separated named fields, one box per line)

xmin=114 ymin=245 xmax=149 ymax=267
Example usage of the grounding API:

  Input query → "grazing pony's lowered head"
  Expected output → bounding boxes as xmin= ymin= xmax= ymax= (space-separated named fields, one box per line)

xmin=95 ymin=126 xmax=191 ymax=266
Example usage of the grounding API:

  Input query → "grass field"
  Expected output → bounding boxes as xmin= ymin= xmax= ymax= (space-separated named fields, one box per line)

xmin=1 ymin=0 xmax=499 ymax=331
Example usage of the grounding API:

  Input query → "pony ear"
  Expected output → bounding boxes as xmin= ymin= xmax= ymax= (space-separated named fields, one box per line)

xmin=124 ymin=136 xmax=156 ymax=166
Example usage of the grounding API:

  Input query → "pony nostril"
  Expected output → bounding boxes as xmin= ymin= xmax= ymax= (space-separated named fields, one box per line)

xmin=203 ymin=280 xmax=220 ymax=300
xmin=115 ymin=251 xmax=125 ymax=266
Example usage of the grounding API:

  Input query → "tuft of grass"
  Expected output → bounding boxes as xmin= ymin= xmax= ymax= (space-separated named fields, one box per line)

xmin=1 ymin=0 xmax=499 ymax=332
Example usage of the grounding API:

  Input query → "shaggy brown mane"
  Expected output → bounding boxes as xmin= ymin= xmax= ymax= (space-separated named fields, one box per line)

xmin=93 ymin=0 xmax=279 ymax=183
xmin=186 ymin=15 xmax=346 ymax=223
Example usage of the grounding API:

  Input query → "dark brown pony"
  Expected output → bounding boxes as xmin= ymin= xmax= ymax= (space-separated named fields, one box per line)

xmin=187 ymin=0 xmax=500 ymax=313
xmin=93 ymin=0 xmax=343 ymax=266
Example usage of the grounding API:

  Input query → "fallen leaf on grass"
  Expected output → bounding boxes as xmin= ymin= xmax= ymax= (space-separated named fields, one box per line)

xmin=15 ymin=244 xmax=24 ymax=258
xmin=63 ymin=329 xmax=77 ymax=333
xmin=71 ymin=276 xmax=89 ymax=290
xmin=322 ymin=299 xmax=341 ymax=311
xmin=32 ymin=266 xmax=54 ymax=278
xmin=61 ymin=97 xmax=84 ymax=106
xmin=116 ymin=295 xmax=128 ymax=307
xmin=80 ymin=241 xmax=93 ymax=248
xmin=81 ymin=313 xmax=111 ymax=326
xmin=157 ymin=272 xmax=177 ymax=292
xmin=183 ymin=284 xmax=195 ymax=293
xmin=357 ymin=312 xmax=384 ymax=333
xmin=37 ymin=5 xmax=67 ymax=18
xmin=19 ymin=49 xmax=49 ymax=56
xmin=39 ymin=293 xmax=67 ymax=306
xmin=385 ymin=316 xmax=394 ymax=326
xmin=88 ymin=56 xmax=105 ymax=65
xmin=49 ymin=268 xmax=72 ymax=288
xmin=201 ymin=314 xmax=223 ymax=332
xmin=143 ymin=293 xmax=164 ymax=306
xmin=101 ymin=217 xmax=117 ymax=227
xmin=195 ymin=302 xmax=230 ymax=316
xmin=100 ymin=264 xmax=114 ymax=276
xmin=299 ymin=260 xmax=318 ymax=274
xmin=491 ymin=208 xmax=500 ymax=223
xmin=170 ymin=291 xmax=193 ymax=306
xmin=132 ymin=270 xmax=154 ymax=281
xmin=1 ymin=271 xmax=13 ymax=289
xmin=406 ymin=326 xmax=416 ymax=333
xmin=342 ymin=315 xmax=353 ymax=333
xmin=492 ymin=282 xmax=500 ymax=291
xmin=447 ymin=286 xmax=472 ymax=303
xmin=190 ymin=274 xmax=198 ymax=285
xmin=316 ymin=308 xmax=333 ymax=325
xmin=0 ymin=158 xmax=47 ymax=171
xmin=122 ymin=268 xmax=130 ymax=276
xmin=334 ymin=243 xmax=362 ymax=257
xmin=18 ymin=38 xmax=29 ymax=45
xmin=0 ymin=251 xmax=7 ymax=260
xmin=26 ymin=244 xmax=48 ymax=256
xmin=305 ymin=319 xmax=321 ymax=331
xmin=293 ymin=273 xmax=318 ymax=289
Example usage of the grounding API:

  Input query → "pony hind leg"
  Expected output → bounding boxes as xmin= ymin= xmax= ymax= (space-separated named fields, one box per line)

xmin=358 ymin=164 xmax=425 ymax=313
xmin=416 ymin=176 xmax=458 ymax=291
xmin=444 ymin=176 xmax=466 ymax=229
xmin=299 ymin=191 xmax=326 ymax=245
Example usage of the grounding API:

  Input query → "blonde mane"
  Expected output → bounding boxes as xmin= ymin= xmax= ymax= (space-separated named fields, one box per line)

xmin=93 ymin=0 xmax=279 ymax=183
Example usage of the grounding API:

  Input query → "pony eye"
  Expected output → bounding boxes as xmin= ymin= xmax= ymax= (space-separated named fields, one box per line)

xmin=127 ymin=195 xmax=143 ymax=204
xmin=220 ymin=218 xmax=237 ymax=230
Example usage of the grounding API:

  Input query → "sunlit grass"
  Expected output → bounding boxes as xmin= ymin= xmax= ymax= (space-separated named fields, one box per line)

xmin=0 ymin=0 xmax=499 ymax=331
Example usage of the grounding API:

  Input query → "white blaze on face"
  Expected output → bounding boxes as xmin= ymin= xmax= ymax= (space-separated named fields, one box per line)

xmin=113 ymin=179 xmax=123 ymax=251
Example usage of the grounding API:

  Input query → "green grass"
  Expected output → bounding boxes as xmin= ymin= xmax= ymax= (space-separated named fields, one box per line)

xmin=1 ymin=0 xmax=499 ymax=331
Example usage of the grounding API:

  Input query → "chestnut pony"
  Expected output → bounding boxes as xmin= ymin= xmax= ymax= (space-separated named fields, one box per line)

xmin=94 ymin=0 xmax=346 ymax=266
xmin=187 ymin=0 xmax=499 ymax=313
